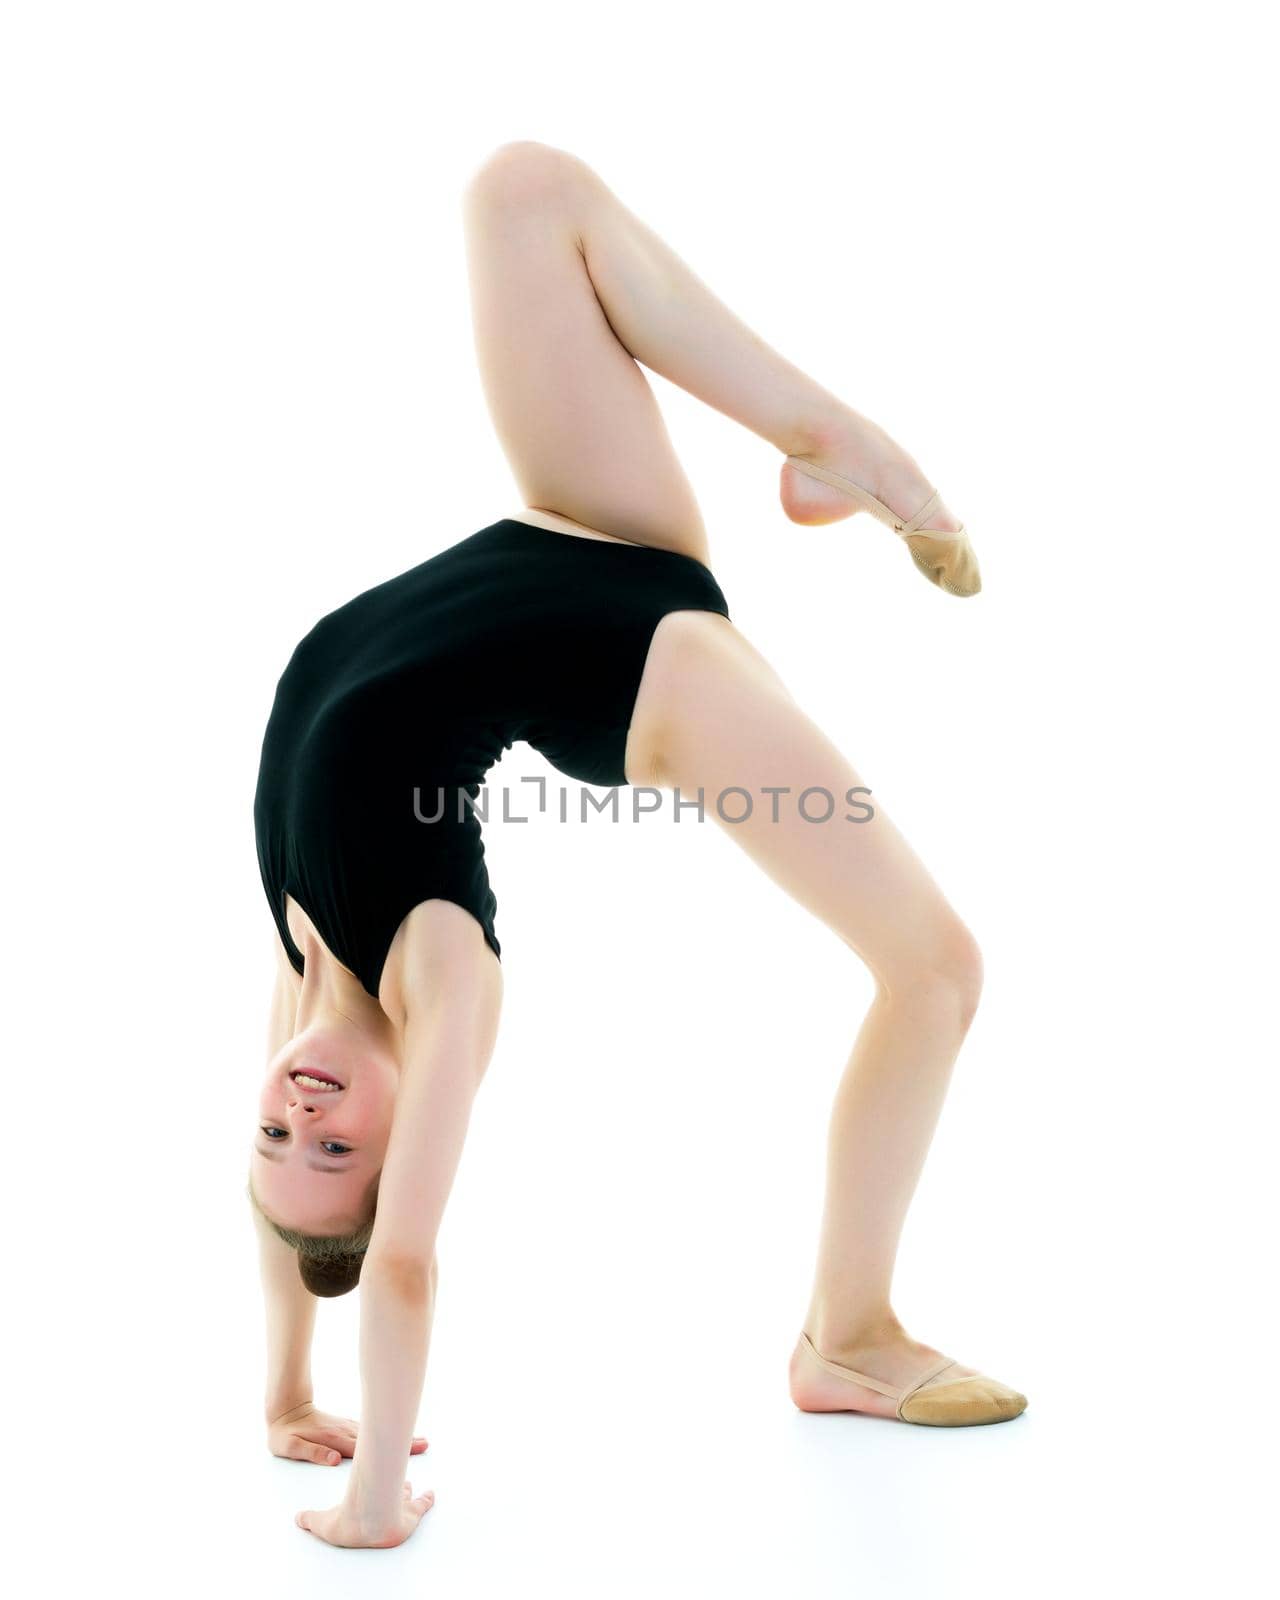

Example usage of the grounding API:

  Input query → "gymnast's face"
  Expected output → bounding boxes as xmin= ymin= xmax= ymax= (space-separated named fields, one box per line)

xmin=251 ymin=1022 xmax=399 ymax=1234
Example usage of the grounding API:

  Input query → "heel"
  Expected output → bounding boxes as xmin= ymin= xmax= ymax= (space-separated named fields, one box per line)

xmin=782 ymin=455 xmax=981 ymax=598
xmin=782 ymin=457 xmax=902 ymax=528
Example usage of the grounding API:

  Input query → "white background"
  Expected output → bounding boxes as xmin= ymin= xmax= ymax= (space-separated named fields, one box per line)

xmin=3 ymin=2 xmax=1275 ymax=1595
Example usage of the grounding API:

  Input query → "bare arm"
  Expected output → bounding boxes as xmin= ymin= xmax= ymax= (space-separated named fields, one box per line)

xmin=256 ymin=1203 xmax=319 ymax=1423
xmin=345 ymin=909 xmax=503 ymax=1521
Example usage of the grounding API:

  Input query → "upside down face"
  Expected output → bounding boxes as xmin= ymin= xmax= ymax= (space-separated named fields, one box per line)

xmin=251 ymin=1021 xmax=399 ymax=1235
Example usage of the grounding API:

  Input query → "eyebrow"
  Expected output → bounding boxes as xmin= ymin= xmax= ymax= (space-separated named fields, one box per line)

xmin=255 ymin=1146 xmax=354 ymax=1175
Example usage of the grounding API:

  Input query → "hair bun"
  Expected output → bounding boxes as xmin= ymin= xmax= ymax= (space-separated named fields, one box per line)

xmin=298 ymin=1250 xmax=366 ymax=1298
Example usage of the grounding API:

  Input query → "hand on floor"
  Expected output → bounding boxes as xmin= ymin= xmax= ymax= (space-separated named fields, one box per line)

xmin=267 ymin=1399 xmax=428 ymax=1466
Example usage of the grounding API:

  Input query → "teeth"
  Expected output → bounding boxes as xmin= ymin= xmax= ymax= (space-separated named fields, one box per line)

xmin=292 ymin=1072 xmax=342 ymax=1092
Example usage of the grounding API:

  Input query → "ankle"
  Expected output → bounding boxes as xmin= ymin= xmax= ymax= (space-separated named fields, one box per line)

xmin=782 ymin=402 xmax=858 ymax=462
xmin=807 ymin=1305 xmax=907 ymax=1354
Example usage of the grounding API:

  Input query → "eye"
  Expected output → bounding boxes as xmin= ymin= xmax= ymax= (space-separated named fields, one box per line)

xmin=257 ymin=1128 xmax=352 ymax=1158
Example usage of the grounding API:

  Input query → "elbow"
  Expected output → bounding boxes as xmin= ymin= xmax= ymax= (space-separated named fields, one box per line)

xmin=363 ymin=1251 xmax=438 ymax=1302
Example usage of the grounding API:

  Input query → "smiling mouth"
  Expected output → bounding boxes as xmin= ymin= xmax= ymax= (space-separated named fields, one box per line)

xmin=290 ymin=1068 xmax=344 ymax=1093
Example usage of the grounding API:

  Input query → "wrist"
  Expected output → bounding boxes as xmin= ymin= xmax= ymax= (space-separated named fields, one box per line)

xmin=266 ymin=1394 xmax=315 ymax=1427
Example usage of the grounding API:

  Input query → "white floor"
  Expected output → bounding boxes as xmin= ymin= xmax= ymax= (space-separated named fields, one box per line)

xmin=33 ymin=1311 xmax=1265 ymax=1598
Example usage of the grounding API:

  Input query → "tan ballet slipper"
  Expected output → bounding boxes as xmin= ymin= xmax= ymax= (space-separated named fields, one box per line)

xmin=798 ymin=1331 xmax=1027 ymax=1427
xmin=783 ymin=456 xmax=982 ymax=598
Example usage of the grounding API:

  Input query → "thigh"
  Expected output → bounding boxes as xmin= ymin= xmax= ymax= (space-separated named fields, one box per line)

xmin=463 ymin=142 xmax=708 ymax=562
xmin=626 ymin=611 xmax=972 ymax=983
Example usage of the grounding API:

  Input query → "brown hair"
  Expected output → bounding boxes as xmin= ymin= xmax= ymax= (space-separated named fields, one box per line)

xmin=246 ymin=1172 xmax=381 ymax=1298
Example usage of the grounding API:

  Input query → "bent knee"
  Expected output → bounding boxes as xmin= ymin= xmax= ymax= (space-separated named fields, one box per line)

xmin=882 ymin=918 xmax=984 ymax=1029
xmin=463 ymin=139 xmax=586 ymax=212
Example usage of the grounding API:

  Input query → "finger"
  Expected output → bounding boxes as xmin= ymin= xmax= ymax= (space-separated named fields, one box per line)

xmin=411 ymin=1491 xmax=435 ymax=1519
xmin=296 ymin=1510 xmax=311 ymax=1532
xmin=312 ymin=1430 xmax=356 ymax=1456
xmin=297 ymin=1441 xmax=342 ymax=1466
xmin=410 ymin=1436 xmax=428 ymax=1454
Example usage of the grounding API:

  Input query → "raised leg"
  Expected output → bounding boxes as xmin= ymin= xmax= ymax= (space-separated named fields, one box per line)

xmin=462 ymin=140 xmax=963 ymax=570
xmin=463 ymin=140 xmax=709 ymax=560
xmin=627 ymin=611 xmax=1021 ymax=1419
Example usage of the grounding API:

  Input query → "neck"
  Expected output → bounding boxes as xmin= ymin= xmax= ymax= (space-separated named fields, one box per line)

xmin=293 ymin=927 xmax=394 ymax=1051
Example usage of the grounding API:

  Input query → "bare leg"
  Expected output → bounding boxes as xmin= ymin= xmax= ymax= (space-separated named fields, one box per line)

xmin=462 ymin=140 xmax=963 ymax=569
xmin=627 ymin=612 xmax=1021 ymax=1417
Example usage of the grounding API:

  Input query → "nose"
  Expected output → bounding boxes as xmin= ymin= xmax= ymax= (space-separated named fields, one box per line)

xmin=286 ymin=1093 xmax=324 ymax=1118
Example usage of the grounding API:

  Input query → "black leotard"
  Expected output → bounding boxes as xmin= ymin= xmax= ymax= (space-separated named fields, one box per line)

xmin=254 ymin=518 xmax=732 ymax=997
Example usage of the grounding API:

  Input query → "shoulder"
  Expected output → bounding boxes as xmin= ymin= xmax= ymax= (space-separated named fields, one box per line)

xmin=378 ymin=899 xmax=503 ymax=1025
